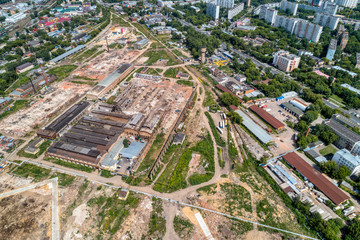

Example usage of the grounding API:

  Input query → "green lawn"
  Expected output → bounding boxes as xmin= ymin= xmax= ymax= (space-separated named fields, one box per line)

xmin=177 ymin=80 xmax=193 ymax=87
xmin=144 ymin=50 xmax=179 ymax=66
xmin=48 ymin=65 xmax=78 ymax=81
xmin=172 ymin=49 xmax=186 ymax=58
xmin=164 ymin=67 xmax=181 ymax=78
xmin=100 ymin=170 xmax=114 ymax=178
xmin=71 ymin=46 xmax=99 ymax=62
xmin=319 ymin=145 xmax=337 ymax=156
xmin=329 ymin=94 xmax=345 ymax=106
xmin=12 ymin=163 xmax=51 ymax=182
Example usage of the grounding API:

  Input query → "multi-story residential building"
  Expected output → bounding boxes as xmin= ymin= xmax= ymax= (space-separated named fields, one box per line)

xmin=293 ymin=19 xmax=323 ymax=43
xmin=314 ymin=13 xmax=339 ymax=30
xmin=326 ymin=39 xmax=337 ymax=61
xmin=340 ymin=31 xmax=349 ymax=50
xmin=298 ymin=2 xmax=338 ymax=16
xmin=228 ymin=3 xmax=244 ymax=20
xmin=332 ymin=149 xmax=360 ymax=176
xmin=308 ymin=0 xmax=323 ymax=7
xmin=259 ymin=6 xmax=278 ymax=25
xmin=280 ymin=0 xmax=298 ymax=16
xmin=335 ymin=0 xmax=357 ymax=8
xmin=273 ymin=51 xmax=300 ymax=72
xmin=274 ymin=15 xmax=298 ymax=34
xmin=356 ymin=53 xmax=360 ymax=69
xmin=216 ymin=0 xmax=234 ymax=8
xmin=206 ymin=1 xmax=220 ymax=20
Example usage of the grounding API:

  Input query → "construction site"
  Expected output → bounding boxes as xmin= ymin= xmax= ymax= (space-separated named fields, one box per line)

xmin=0 ymin=81 xmax=91 ymax=137
xmin=47 ymin=72 xmax=194 ymax=173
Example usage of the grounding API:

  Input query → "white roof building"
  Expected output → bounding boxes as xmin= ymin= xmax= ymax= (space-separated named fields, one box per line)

xmin=332 ymin=149 xmax=360 ymax=176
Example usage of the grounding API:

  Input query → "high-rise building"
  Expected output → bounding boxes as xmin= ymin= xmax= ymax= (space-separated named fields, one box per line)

xmin=247 ymin=0 xmax=251 ymax=7
xmin=314 ymin=13 xmax=339 ymax=30
xmin=294 ymin=19 xmax=323 ymax=43
xmin=228 ymin=3 xmax=244 ymax=20
xmin=355 ymin=53 xmax=360 ymax=69
xmin=335 ymin=0 xmax=357 ymax=8
xmin=206 ymin=1 xmax=220 ymax=20
xmin=274 ymin=15 xmax=298 ymax=34
xmin=326 ymin=39 xmax=337 ymax=61
xmin=273 ymin=50 xmax=301 ymax=72
xmin=216 ymin=0 xmax=234 ymax=8
xmin=340 ymin=31 xmax=349 ymax=50
xmin=260 ymin=6 xmax=278 ymax=25
xmin=280 ymin=0 xmax=298 ymax=16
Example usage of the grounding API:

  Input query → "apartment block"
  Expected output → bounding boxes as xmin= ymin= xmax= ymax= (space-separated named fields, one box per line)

xmin=273 ymin=50 xmax=300 ymax=72
xmin=274 ymin=15 xmax=298 ymax=34
xmin=206 ymin=1 xmax=220 ymax=20
xmin=259 ymin=6 xmax=278 ymax=25
xmin=326 ymin=39 xmax=337 ymax=61
xmin=216 ymin=0 xmax=234 ymax=8
xmin=335 ymin=0 xmax=357 ymax=8
xmin=332 ymin=149 xmax=360 ymax=176
xmin=294 ymin=19 xmax=323 ymax=43
xmin=280 ymin=0 xmax=298 ymax=16
xmin=315 ymin=13 xmax=339 ymax=30
xmin=340 ymin=31 xmax=349 ymax=50
xmin=228 ymin=3 xmax=244 ymax=20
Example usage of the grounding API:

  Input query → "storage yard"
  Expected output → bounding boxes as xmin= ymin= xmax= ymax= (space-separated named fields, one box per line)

xmin=0 ymin=82 xmax=91 ymax=137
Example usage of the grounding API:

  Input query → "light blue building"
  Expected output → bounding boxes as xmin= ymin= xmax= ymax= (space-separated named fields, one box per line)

xmin=326 ymin=39 xmax=337 ymax=61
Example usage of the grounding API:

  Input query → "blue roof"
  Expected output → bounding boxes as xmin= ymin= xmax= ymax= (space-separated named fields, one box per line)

xmin=275 ymin=165 xmax=297 ymax=185
xmin=120 ymin=141 xmax=146 ymax=159
xmin=0 ymin=97 xmax=11 ymax=104
xmin=235 ymin=109 xmax=274 ymax=144
xmin=10 ymin=90 xmax=22 ymax=96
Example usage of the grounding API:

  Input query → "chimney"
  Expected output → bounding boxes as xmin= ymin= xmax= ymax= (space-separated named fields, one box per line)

xmin=40 ymin=64 xmax=49 ymax=86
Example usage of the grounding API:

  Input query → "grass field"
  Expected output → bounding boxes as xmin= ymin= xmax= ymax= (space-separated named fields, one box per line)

xmin=71 ymin=46 xmax=99 ymax=63
xmin=177 ymin=80 xmax=193 ymax=87
xmin=48 ymin=65 xmax=78 ymax=81
xmin=12 ymin=163 xmax=51 ymax=182
xmin=44 ymin=157 xmax=94 ymax=173
xmin=164 ymin=67 xmax=181 ymax=78
xmin=172 ymin=49 xmax=186 ymax=58
xmin=144 ymin=50 xmax=179 ymax=66
xmin=329 ymin=94 xmax=345 ymax=106
xmin=319 ymin=145 xmax=337 ymax=157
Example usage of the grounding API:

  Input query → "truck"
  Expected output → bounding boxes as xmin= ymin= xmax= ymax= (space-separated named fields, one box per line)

xmin=216 ymin=126 xmax=223 ymax=135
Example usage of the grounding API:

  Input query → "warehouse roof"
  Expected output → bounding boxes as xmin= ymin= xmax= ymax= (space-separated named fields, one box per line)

xmin=98 ymin=63 xmax=133 ymax=88
xmin=235 ymin=109 xmax=274 ymax=144
xmin=281 ymin=102 xmax=304 ymax=116
xmin=51 ymin=45 xmax=85 ymax=63
xmin=325 ymin=119 xmax=360 ymax=143
xmin=249 ymin=105 xmax=285 ymax=130
xmin=283 ymin=152 xmax=349 ymax=205
xmin=16 ymin=62 xmax=34 ymax=71
xmin=120 ymin=141 xmax=146 ymax=159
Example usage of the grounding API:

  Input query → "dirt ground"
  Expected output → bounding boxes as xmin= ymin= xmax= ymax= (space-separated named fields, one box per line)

xmin=0 ymin=175 xmax=52 ymax=240
xmin=0 ymin=82 xmax=90 ymax=137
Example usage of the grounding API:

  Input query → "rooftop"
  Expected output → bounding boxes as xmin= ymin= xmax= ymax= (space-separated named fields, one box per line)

xmin=283 ymin=152 xmax=349 ymax=205
xmin=235 ymin=109 xmax=274 ymax=144
xmin=51 ymin=45 xmax=86 ymax=63
xmin=281 ymin=102 xmax=304 ymax=116
xmin=334 ymin=149 xmax=360 ymax=166
xmin=325 ymin=119 xmax=360 ymax=143
xmin=119 ymin=141 xmax=146 ymax=159
xmin=249 ymin=105 xmax=285 ymax=130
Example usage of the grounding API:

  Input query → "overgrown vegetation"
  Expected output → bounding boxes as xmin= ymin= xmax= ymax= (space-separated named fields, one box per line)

xmin=205 ymin=112 xmax=225 ymax=147
xmin=44 ymin=157 xmax=94 ymax=173
xmin=17 ymin=140 xmax=51 ymax=159
xmin=47 ymin=65 xmax=78 ymax=81
xmin=147 ymin=197 xmax=166 ymax=238
xmin=173 ymin=216 xmax=194 ymax=238
xmin=12 ymin=163 xmax=51 ymax=182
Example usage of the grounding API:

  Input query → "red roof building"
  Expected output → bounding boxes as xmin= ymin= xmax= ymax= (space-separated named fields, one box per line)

xmin=57 ymin=17 xmax=71 ymax=22
xmin=283 ymin=152 xmax=349 ymax=205
xmin=249 ymin=105 xmax=285 ymax=130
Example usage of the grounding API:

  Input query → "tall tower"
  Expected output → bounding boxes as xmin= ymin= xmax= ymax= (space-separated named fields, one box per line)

xmin=247 ymin=0 xmax=251 ymax=7
xmin=201 ymin=47 xmax=206 ymax=64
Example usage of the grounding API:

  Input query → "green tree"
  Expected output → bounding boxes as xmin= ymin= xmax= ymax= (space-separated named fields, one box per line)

xmin=219 ymin=93 xmax=240 ymax=107
xmin=228 ymin=111 xmax=242 ymax=124
xmin=297 ymin=120 xmax=309 ymax=133
xmin=301 ymin=110 xmax=319 ymax=124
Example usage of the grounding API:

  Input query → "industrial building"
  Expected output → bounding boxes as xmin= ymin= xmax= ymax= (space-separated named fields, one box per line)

xmin=326 ymin=39 xmax=337 ymax=61
xmin=24 ymin=137 xmax=44 ymax=155
xmin=280 ymin=102 xmax=304 ymax=118
xmin=0 ymin=97 xmax=12 ymax=108
xmin=332 ymin=149 xmax=360 ymax=176
xmin=16 ymin=62 xmax=34 ymax=74
xmin=133 ymin=38 xmax=149 ymax=49
xmin=234 ymin=108 xmax=274 ymax=144
xmin=331 ymin=113 xmax=360 ymax=129
xmin=289 ymin=98 xmax=308 ymax=111
xmin=50 ymin=45 xmax=86 ymax=64
xmin=9 ymin=74 xmax=57 ymax=98
xmin=38 ymin=101 xmax=90 ymax=139
xmin=249 ymin=105 xmax=285 ymax=130
xmin=324 ymin=119 xmax=360 ymax=151
xmin=273 ymin=51 xmax=300 ymax=72
xmin=283 ymin=152 xmax=350 ymax=205
xmin=86 ymin=63 xmax=134 ymax=99
xmin=314 ymin=13 xmax=339 ymax=30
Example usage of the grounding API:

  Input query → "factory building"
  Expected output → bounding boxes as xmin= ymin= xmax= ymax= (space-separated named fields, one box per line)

xmin=332 ymin=149 xmax=360 ymax=176
xmin=314 ymin=13 xmax=339 ymax=30
xmin=324 ymin=119 xmax=360 ymax=151
xmin=326 ymin=39 xmax=337 ymax=61
xmin=87 ymin=63 xmax=134 ymax=99
xmin=50 ymin=45 xmax=86 ymax=64
xmin=283 ymin=152 xmax=350 ymax=205
xmin=16 ymin=62 xmax=34 ymax=74
xmin=280 ymin=102 xmax=304 ymax=118
xmin=249 ymin=105 xmax=285 ymax=130
xmin=289 ymin=98 xmax=308 ymax=111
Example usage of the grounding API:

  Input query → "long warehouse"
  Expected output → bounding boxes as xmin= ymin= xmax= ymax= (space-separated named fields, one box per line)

xmin=283 ymin=152 xmax=349 ymax=205
xmin=249 ymin=105 xmax=285 ymax=130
